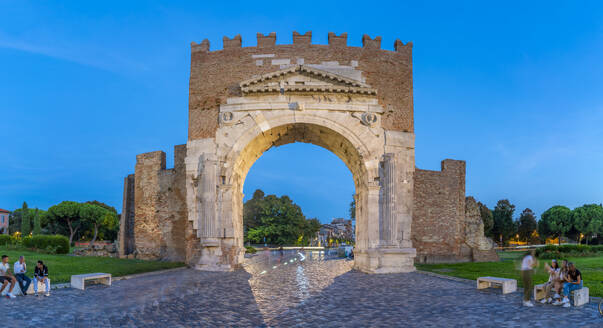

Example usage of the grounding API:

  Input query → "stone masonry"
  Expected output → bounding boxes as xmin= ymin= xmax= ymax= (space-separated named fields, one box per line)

xmin=118 ymin=31 xmax=497 ymax=271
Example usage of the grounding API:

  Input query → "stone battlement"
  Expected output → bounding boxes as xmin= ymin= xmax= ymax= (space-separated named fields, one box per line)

xmin=191 ymin=31 xmax=412 ymax=53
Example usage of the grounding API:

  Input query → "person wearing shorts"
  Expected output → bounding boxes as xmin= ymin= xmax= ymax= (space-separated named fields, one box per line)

xmin=0 ymin=255 xmax=17 ymax=299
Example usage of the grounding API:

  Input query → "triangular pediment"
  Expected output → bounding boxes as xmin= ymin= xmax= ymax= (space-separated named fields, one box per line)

xmin=240 ymin=65 xmax=376 ymax=95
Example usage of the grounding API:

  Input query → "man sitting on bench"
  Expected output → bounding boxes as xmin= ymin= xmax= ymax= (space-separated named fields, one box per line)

xmin=560 ymin=262 xmax=582 ymax=308
xmin=33 ymin=260 xmax=50 ymax=297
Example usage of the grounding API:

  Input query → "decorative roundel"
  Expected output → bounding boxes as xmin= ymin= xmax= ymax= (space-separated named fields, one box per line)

xmin=361 ymin=112 xmax=377 ymax=126
xmin=221 ymin=112 xmax=234 ymax=123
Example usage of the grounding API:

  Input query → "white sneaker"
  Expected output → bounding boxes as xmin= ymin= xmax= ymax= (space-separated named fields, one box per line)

xmin=562 ymin=297 xmax=569 ymax=304
xmin=523 ymin=301 xmax=534 ymax=307
xmin=553 ymin=293 xmax=560 ymax=299
xmin=44 ymin=292 xmax=50 ymax=297
xmin=547 ymin=297 xmax=553 ymax=303
xmin=8 ymin=293 xmax=16 ymax=299
xmin=552 ymin=300 xmax=562 ymax=306
xmin=563 ymin=302 xmax=570 ymax=308
xmin=539 ymin=298 xmax=548 ymax=304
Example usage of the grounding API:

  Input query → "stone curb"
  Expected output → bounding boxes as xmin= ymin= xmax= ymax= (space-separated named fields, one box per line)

xmin=46 ymin=266 xmax=189 ymax=290
xmin=416 ymin=270 xmax=602 ymax=303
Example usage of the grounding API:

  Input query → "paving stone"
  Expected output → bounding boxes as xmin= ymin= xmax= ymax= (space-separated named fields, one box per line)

xmin=1 ymin=251 xmax=601 ymax=327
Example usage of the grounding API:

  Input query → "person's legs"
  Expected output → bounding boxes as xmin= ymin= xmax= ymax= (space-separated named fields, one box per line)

xmin=44 ymin=278 xmax=50 ymax=294
xmin=8 ymin=276 xmax=16 ymax=293
xmin=523 ymin=270 xmax=533 ymax=302
xmin=33 ymin=277 xmax=38 ymax=294
xmin=22 ymin=275 xmax=31 ymax=294
xmin=0 ymin=278 xmax=7 ymax=293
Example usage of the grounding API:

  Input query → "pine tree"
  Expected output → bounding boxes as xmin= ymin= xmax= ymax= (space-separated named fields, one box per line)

xmin=33 ymin=209 xmax=42 ymax=235
xmin=21 ymin=203 xmax=31 ymax=236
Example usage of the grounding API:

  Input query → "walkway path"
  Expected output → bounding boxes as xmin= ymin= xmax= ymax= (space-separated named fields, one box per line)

xmin=1 ymin=251 xmax=600 ymax=327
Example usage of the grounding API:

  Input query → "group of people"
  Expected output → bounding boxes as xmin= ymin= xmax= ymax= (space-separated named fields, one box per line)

xmin=521 ymin=250 xmax=583 ymax=307
xmin=0 ymin=255 xmax=51 ymax=298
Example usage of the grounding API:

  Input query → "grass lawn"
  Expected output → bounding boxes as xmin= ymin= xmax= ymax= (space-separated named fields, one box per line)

xmin=0 ymin=248 xmax=186 ymax=283
xmin=417 ymin=251 xmax=603 ymax=297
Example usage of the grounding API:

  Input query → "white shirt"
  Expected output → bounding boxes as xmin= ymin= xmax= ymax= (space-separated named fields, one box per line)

xmin=14 ymin=261 xmax=26 ymax=274
xmin=521 ymin=255 xmax=534 ymax=270
xmin=0 ymin=262 xmax=9 ymax=276
xmin=548 ymin=267 xmax=560 ymax=283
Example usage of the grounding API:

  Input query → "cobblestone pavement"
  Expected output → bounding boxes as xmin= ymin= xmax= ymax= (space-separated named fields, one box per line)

xmin=1 ymin=250 xmax=601 ymax=327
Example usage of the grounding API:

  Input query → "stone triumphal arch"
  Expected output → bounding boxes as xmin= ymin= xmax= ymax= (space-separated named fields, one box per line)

xmin=118 ymin=32 xmax=497 ymax=274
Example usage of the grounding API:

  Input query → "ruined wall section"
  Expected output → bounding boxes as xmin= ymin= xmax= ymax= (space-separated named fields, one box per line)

xmin=129 ymin=146 xmax=189 ymax=261
xmin=118 ymin=174 xmax=135 ymax=256
xmin=188 ymin=32 xmax=413 ymax=140
xmin=412 ymin=159 xmax=466 ymax=263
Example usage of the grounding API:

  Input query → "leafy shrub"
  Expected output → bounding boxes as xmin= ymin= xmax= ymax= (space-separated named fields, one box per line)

xmin=0 ymin=234 xmax=10 ymax=246
xmin=245 ymin=246 xmax=257 ymax=254
xmin=536 ymin=244 xmax=602 ymax=259
xmin=22 ymin=235 xmax=70 ymax=254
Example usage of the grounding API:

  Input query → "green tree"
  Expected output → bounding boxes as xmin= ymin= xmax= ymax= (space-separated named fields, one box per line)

xmin=21 ymin=202 xmax=31 ymax=236
xmin=243 ymin=189 xmax=265 ymax=233
xmin=32 ymin=209 xmax=42 ymax=235
xmin=243 ymin=191 xmax=320 ymax=246
xmin=517 ymin=208 xmax=537 ymax=243
xmin=349 ymin=195 xmax=356 ymax=221
xmin=491 ymin=199 xmax=515 ymax=245
xmin=79 ymin=203 xmax=113 ymax=245
xmin=572 ymin=204 xmax=603 ymax=244
xmin=47 ymin=201 xmax=82 ymax=245
xmin=85 ymin=200 xmax=119 ymax=241
xmin=477 ymin=201 xmax=494 ymax=237
xmin=541 ymin=205 xmax=573 ymax=245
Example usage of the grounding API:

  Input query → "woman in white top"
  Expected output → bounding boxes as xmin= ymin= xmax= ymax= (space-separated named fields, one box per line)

xmin=541 ymin=259 xmax=560 ymax=303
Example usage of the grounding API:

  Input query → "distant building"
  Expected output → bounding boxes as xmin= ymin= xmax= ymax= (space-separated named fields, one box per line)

xmin=318 ymin=218 xmax=354 ymax=246
xmin=0 ymin=209 xmax=9 ymax=235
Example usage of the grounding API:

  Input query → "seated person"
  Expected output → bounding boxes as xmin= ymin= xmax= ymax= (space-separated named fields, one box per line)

xmin=541 ymin=259 xmax=560 ymax=303
xmin=14 ymin=256 xmax=31 ymax=295
xmin=33 ymin=260 xmax=50 ymax=297
xmin=0 ymin=255 xmax=17 ymax=299
xmin=560 ymin=262 xmax=582 ymax=308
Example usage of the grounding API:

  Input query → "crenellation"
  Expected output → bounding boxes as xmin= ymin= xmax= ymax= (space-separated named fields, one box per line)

xmin=292 ymin=31 xmax=312 ymax=45
xmin=328 ymin=32 xmax=348 ymax=47
xmin=394 ymin=39 xmax=412 ymax=52
xmin=257 ymin=32 xmax=276 ymax=48
xmin=362 ymin=34 xmax=382 ymax=49
xmin=223 ymin=35 xmax=242 ymax=49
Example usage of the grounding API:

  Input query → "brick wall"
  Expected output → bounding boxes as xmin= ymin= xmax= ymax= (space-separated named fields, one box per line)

xmin=188 ymin=31 xmax=413 ymax=140
xmin=412 ymin=159 xmax=467 ymax=263
xmin=128 ymin=146 xmax=189 ymax=261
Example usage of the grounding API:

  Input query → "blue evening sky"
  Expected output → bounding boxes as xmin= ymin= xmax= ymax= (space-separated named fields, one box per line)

xmin=1 ymin=1 xmax=602 ymax=223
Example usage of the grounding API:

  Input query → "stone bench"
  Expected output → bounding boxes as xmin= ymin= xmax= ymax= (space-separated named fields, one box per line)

xmin=70 ymin=273 xmax=111 ymax=290
xmin=477 ymin=276 xmax=517 ymax=294
xmin=0 ymin=279 xmax=49 ymax=296
xmin=534 ymin=283 xmax=550 ymax=301
xmin=572 ymin=287 xmax=589 ymax=306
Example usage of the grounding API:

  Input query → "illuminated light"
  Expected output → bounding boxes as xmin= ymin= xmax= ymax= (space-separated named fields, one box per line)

xmin=272 ymin=266 xmax=277 ymax=269
xmin=284 ymin=262 xmax=287 ymax=265
xmin=260 ymin=270 xmax=267 ymax=274
xmin=290 ymin=259 xmax=294 ymax=263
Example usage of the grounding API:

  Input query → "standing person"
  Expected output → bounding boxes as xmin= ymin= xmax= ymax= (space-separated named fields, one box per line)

xmin=14 ymin=256 xmax=31 ymax=295
xmin=541 ymin=259 xmax=559 ymax=303
xmin=560 ymin=262 xmax=582 ymax=308
xmin=0 ymin=255 xmax=17 ymax=299
xmin=521 ymin=250 xmax=538 ymax=307
xmin=33 ymin=260 xmax=50 ymax=297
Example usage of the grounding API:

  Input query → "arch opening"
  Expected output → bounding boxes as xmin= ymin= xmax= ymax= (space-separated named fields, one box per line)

xmin=227 ymin=122 xmax=370 ymax=262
